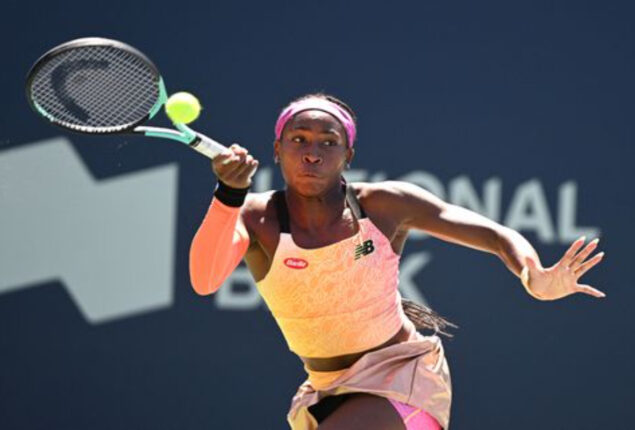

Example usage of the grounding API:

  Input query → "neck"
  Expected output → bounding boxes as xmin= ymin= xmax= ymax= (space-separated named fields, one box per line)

xmin=285 ymin=182 xmax=346 ymax=231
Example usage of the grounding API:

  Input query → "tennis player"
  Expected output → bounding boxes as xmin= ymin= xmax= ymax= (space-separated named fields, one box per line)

xmin=189 ymin=94 xmax=605 ymax=429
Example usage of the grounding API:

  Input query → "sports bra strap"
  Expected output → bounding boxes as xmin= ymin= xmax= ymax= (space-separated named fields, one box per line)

xmin=274 ymin=184 xmax=367 ymax=234
xmin=345 ymin=184 xmax=367 ymax=219
xmin=273 ymin=190 xmax=291 ymax=233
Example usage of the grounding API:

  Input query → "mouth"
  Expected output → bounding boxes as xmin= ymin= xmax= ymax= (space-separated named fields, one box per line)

xmin=298 ymin=170 xmax=322 ymax=178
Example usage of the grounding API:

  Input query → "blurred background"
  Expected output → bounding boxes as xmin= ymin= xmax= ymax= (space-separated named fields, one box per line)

xmin=1 ymin=1 xmax=633 ymax=428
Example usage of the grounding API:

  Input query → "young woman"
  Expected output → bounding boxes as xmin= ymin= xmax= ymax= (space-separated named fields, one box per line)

xmin=189 ymin=94 xmax=605 ymax=429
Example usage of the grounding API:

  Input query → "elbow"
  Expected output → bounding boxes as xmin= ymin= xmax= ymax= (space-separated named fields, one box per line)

xmin=189 ymin=272 xmax=222 ymax=296
xmin=189 ymin=243 xmax=223 ymax=296
xmin=189 ymin=272 xmax=212 ymax=296
xmin=190 ymin=279 xmax=213 ymax=296
xmin=189 ymin=260 xmax=222 ymax=296
xmin=494 ymin=226 xmax=514 ymax=259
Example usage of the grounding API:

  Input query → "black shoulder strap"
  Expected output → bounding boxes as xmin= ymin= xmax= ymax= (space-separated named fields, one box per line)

xmin=273 ymin=191 xmax=291 ymax=233
xmin=345 ymin=184 xmax=367 ymax=219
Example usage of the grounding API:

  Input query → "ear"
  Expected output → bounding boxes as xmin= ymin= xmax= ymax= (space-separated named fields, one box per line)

xmin=274 ymin=139 xmax=281 ymax=161
xmin=346 ymin=147 xmax=355 ymax=166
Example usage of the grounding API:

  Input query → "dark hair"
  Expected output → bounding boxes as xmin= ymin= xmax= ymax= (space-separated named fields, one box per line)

xmin=401 ymin=299 xmax=457 ymax=337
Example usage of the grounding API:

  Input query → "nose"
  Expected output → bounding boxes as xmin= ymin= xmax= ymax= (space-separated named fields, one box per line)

xmin=303 ymin=152 xmax=322 ymax=164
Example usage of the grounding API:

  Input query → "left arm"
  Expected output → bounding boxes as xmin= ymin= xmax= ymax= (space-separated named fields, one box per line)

xmin=375 ymin=181 xmax=605 ymax=300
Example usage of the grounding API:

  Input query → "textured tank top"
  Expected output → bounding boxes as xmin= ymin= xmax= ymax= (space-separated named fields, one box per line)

xmin=255 ymin=185 xmax=408 ymax=358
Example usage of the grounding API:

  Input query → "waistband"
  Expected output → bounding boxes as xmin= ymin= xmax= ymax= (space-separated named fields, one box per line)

xmin=303 ymin=319 xmax=418 ymax=390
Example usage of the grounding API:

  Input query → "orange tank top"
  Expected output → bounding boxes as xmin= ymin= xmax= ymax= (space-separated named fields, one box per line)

xmin=256 ymin=186 xmax=409 ymax=358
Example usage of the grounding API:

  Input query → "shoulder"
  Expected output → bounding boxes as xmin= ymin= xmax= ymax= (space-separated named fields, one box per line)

xmin=351 ymin=180 xmax=448 ymax=225
xmin=241 ymin=190 xmax=279 ymax=225
xmin=239 ymin=190 xmax=284 ymax=246
xmin=351 ymin=180 xmax=441 ymax=206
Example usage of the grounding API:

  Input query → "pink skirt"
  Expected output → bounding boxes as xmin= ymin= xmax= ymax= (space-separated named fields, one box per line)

xmin=286 ymin=320 xmax=452 ymax=429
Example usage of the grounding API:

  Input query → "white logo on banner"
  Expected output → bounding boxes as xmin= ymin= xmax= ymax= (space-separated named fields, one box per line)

xmin=0 ymin=138 xmax=178 ymax=323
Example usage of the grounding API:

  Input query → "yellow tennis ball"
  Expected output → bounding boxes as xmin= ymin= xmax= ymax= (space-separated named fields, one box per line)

xmin=165 ymin=92 xmax=201 ymax=124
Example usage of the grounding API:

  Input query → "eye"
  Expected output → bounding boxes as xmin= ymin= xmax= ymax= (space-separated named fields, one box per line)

xmin=323 ymin=139 xmax=337 ymax=147
xmin=291 ymin=135 xmax=305 ymax=144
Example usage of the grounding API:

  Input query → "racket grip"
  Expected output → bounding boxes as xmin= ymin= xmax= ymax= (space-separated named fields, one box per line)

xmin=190 ymin=133 xmax=227 ymax=159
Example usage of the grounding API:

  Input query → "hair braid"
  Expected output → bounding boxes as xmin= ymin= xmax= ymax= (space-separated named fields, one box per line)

xmin=401 ymin=298 xmax=457 ymax=337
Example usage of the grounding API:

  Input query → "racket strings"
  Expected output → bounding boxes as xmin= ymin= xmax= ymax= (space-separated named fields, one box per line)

xmin=40 ymin=48 xmax=153 ymax=126
xmin=29 ymin=45 xmax=159 ymax=133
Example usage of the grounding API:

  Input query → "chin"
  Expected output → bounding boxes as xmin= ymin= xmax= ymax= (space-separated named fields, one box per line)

xmin=289 ymin=177 xmax=336 ymax=197
xmin=293 ymin=183 xmax=327 ymax=197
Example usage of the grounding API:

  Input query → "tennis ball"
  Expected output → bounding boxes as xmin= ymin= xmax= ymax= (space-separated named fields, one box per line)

xmin=165 ymin=92 xmax=201 ymax=124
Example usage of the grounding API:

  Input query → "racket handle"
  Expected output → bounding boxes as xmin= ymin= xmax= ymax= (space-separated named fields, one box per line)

xmin=190 ymin=133 xmax=227 ymax=159
xmin=173 ymin=124 xmax=227 ymax=159
xmin=138 ymin=124 xmax=228 ymax=159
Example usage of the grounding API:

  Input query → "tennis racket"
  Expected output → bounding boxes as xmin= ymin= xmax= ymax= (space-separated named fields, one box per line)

xmin=25 ymin=37 xmax=226 ymax=159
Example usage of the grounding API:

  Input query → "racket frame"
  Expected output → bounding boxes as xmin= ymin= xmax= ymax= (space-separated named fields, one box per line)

xmin=25 ymin=37 xmax=226 ymax=159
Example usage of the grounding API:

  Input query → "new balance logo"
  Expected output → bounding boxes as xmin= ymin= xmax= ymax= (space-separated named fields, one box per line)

xmin=354 ymin=240 xmax=375 ymax=260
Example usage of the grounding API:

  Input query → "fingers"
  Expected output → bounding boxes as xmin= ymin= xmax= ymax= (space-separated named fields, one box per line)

xmin=575 ymin=251 xmax=605 ymax=277
xmin=214 ymin=144 xmax=240 ymax=165
xmin=559 ymin=236 xmax=586 ymax=267
xmin=572 ymin=244 xmax=605 ymax=299
xmin=212 ymin=143 xmax=259 ymax=188
xmin=571 ymin=238 xmax=599 ymax=269
xmin=575 ymin=284 xmax=606 ymax=298
xmin=225 ymin=155 xmax=258 ymax=182
xmin=216 ymin=144 xmax=247 ymax=165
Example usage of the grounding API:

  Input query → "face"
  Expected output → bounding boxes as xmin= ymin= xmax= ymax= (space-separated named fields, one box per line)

xmin=274 ymin=110 xmax=354 ymax=196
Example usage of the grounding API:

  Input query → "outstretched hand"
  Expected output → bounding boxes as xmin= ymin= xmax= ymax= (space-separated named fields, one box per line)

xmin=522 ymin=237 xmax=605 ymax=301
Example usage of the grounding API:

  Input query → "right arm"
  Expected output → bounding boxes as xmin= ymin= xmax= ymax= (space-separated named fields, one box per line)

xmin=188 ymin=144 xmax=259 ymax=295
xmin=189 ymin=197 xmax=250 ymax=295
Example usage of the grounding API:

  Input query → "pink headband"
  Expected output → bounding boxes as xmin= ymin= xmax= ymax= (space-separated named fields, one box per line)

xmin=274 ymin=97 xmax=356 ymax=147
